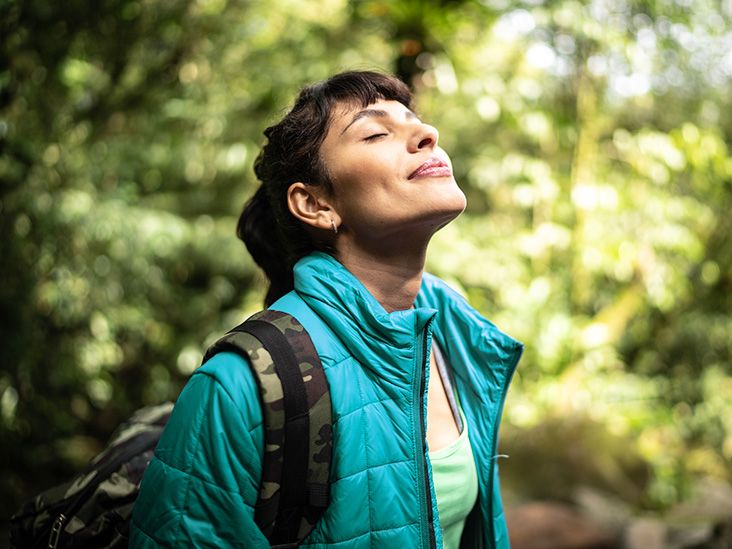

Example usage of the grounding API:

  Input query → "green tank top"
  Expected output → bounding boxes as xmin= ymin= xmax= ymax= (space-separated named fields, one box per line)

xmin=429 ymin=412 xmax=479 ymax=549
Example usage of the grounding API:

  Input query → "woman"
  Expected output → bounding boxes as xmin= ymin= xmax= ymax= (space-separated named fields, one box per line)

xmin=130 ymin=71 xmax=523 ymax=548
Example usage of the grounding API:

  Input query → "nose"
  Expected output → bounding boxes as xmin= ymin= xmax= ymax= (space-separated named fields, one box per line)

xmin=408 ymin=123 xmax=439 ymax=153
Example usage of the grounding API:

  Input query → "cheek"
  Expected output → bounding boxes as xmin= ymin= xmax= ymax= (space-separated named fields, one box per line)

xmin=331 ymin=160 xmax=386 ymax=200
xmin=333 ymin=178 xmax=374 ymax=217
xmin=326 ymin=145 xmax=405 ymax=211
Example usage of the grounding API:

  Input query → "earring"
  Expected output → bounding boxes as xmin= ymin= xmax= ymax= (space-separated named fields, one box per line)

xmin=330 ymin=219 xmax=338 ymax=235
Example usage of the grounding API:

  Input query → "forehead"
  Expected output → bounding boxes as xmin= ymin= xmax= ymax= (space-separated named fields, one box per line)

xmin=327 ymin=98 xmax=411 ymax=131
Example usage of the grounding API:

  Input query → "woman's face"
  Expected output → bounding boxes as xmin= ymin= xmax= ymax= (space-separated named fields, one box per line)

xmin=318 ymin=98 xmax=466 ymax=244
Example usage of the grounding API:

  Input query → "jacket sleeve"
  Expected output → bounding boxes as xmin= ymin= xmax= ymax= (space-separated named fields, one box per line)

xmin=130 ymin=352 xmax=269 ymax=548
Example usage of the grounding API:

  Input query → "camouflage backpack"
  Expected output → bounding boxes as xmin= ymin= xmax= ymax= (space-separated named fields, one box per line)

xmin=10 ymin=310 xmax=333 ymax=549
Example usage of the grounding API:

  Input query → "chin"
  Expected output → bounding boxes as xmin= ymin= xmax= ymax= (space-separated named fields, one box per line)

xmin=423 ymin=196 xmax=467 ymax=233
xmin=441 ymin=186 xmax=468 ymax=216
xmin=434 ymin=206 xmax=464 ymax=230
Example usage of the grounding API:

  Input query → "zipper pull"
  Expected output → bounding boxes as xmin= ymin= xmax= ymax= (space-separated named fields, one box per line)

xmin=48 ymin=513 xmax=66 ymax=549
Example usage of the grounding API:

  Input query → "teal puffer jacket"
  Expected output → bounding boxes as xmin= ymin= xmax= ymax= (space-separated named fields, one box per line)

xmin=130 ymin=252 xmax=523 ymax=548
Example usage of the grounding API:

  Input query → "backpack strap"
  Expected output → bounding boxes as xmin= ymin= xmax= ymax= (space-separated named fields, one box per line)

xmin=202 ymin=309 xmax=332 ymax=547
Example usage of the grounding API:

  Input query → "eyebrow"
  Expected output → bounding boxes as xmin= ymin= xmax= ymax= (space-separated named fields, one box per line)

xmin=340 ymin=108 xmax=418 ymax=135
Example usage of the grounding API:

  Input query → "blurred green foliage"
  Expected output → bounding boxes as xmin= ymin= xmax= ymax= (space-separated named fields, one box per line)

xmin=2 ymin=0 xmax=731 ymax=526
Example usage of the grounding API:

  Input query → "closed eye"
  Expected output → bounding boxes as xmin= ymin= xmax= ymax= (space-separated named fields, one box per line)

xmin=364 ymin=133 xmax=387 ymax=142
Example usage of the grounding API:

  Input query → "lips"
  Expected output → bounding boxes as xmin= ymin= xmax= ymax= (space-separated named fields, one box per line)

xmin=408 ymin=157 xmax=452 ymax=180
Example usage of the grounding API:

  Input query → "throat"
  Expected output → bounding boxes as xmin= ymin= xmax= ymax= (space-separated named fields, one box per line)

xmin=334 ymin=246 xmax=427 ymax=313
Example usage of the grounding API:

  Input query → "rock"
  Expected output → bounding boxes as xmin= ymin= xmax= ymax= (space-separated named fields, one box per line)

xmin=506 ymin=501 xmax=622 ymax=549
xmin=668 ymin=478 xmax=732 ymax=524
xmin=574 ymin=485 xmax=633 ymax=530
xmin=624 ymin=517 xmax=667 ymax=549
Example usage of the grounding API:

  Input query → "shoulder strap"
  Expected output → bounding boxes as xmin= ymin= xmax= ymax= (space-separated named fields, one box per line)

xmin=202 ymin=309 xmax=332 ymax=547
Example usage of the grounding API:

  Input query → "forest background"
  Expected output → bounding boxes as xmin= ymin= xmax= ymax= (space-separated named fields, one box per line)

xmin=2 ymin=0 xmax=732 ymax=542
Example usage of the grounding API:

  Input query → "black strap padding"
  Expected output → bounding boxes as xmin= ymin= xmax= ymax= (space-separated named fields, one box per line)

xmin=236 ymin=319 xmax=310 ymax=544
xmin=307 ymin=482 xmax=329 ymax=506
xmin=203 ymin=313 xmax=331 ymax=545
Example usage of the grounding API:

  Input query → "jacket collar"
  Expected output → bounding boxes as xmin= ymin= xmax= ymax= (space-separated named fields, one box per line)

xmin=293 ymin=252 xmax=436 ymax=386
xmin=414 ymin=272 xmax=523 ymax=405
xmin=293 ymin=252 xmax=522 ymax=397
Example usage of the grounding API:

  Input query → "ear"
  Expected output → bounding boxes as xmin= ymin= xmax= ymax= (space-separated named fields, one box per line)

xmin=287 ymin=182 xmax=340 ymax=232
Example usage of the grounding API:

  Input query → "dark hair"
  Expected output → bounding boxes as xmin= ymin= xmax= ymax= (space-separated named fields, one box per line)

xmin=237 ymin=71 xmax=413 ymax=306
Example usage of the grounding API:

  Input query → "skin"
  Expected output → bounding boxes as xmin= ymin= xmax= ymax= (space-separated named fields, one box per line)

xmin=288 ymin=98 xmax=467 ymax=450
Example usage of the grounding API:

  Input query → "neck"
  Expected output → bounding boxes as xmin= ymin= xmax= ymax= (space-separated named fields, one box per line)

xmin=335 ymin=237 xmax=428 ymax=313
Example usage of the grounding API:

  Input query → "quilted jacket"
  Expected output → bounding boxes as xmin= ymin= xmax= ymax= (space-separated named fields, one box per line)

xmin=130 ymin=252 xmax=523 ymax=548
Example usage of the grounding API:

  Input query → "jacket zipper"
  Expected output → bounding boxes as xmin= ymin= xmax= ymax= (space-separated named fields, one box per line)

xmin=414 ymin=325 xmax=437 ymax=549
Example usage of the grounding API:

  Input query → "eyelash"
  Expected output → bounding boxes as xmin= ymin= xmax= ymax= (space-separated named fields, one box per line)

xmin=364 ymin=133 xmax=387 ymax=142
